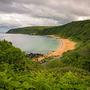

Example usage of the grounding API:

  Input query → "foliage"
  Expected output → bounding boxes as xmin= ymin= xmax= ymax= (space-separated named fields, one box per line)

xmin=0 ymin=66 xmax=89 ymax=90
xmin=7 ymin=26 xmax=52 ymax=35
xmin=0 ymin=40 xmax=25 ymax=64
xmin=1 ymin=20 xmax=90 ymax=89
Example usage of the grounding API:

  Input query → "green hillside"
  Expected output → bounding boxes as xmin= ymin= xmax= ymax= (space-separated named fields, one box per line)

xmin=7 ymin=20 xmax=90 ymax=42
xmin=1 ymin=20 xmax=90 ymax=89
xmin=0 ymin=40 xmax=90 ymax=90
xmin=39 ymin=20 xmax=90 ymax=41
xmin=7 ymin=26 xmax=52 ymax=35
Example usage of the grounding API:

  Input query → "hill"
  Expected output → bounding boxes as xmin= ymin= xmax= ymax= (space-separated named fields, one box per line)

xmin=7 ymin=20 xmax=90 ymax=42
xmin=39 ymin=20 xmax=90 ymax=41
xmin=7 ymin=26 xmax=52 ymax=35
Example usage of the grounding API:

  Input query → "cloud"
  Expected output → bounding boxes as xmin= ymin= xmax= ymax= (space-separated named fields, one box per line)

xmin=0 ymin=0 xmax=90 ymax=28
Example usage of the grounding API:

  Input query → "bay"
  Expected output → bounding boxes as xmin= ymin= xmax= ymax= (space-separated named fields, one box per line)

xmin=0 ymin=33 xmax=60 ymax=54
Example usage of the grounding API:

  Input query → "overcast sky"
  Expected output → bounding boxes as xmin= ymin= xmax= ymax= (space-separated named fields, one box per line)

xmin=0 ymin=0 xmax=90 ymax=28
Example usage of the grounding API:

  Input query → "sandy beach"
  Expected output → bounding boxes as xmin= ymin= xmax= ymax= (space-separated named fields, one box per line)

xmin=33 ymin=36 xmax=76 ymax=62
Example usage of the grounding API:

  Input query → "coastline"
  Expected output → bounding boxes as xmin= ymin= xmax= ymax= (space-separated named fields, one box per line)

xmin=33 ymin=35 xmax=76 ymax=62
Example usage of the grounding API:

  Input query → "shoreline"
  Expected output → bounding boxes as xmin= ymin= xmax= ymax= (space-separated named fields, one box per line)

xmin=33 ymin=35 xmax=76 ymax=62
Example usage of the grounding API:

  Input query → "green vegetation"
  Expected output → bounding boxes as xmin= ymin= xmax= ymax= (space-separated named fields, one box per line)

xmin=1 ymin=20 xmax=90 ymax=89
xmin=0 ymin=40 xmax=89 ymax=90
xmin=39 ymin=20 xmax=90 ymax=41
xmin=7 ymin=26 xmax=52 ymax=35
xmin=0 ymin=40 xmax=25 ymax=64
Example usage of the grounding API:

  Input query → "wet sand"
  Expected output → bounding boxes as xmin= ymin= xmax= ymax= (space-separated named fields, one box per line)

xmin=33 ymin=36 xmax=76 ymax=62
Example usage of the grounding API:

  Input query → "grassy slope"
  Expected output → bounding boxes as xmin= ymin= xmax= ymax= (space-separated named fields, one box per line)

xmin=0 ymin=40 xmax=90 ymax=90
xmin=39 ymin=20 xmax=90 ymax=41
xmin=7 ymin=26 xmax=52 ymax=35
xmin=7 ymin=20 xmax=90 ymax=42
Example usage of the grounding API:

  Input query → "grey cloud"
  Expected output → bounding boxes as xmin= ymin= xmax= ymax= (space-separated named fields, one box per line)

xmin=0 ymin=0 xmax=90 ymax=26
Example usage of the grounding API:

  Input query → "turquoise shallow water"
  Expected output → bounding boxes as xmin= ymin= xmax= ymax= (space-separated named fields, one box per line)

xmin=0 ymin=33 xmax=61 ymax=54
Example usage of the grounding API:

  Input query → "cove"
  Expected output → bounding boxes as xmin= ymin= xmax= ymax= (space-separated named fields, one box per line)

xmin=0 ymin=33 xmax=61 ymax=54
